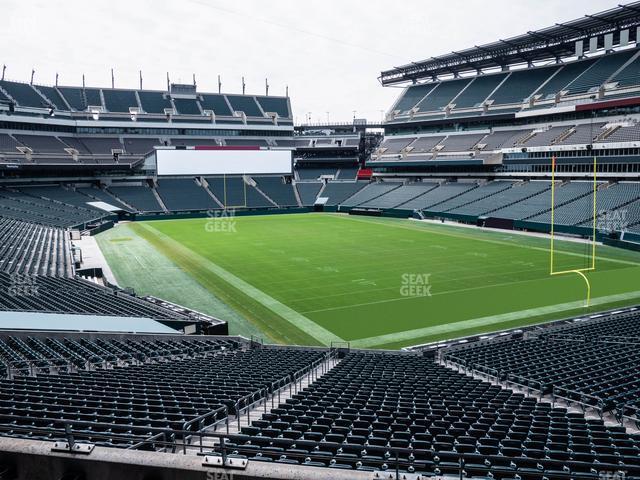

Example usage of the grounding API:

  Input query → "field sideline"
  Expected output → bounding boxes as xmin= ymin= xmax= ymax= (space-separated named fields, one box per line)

xmin=96 ymin=213 xmax=640 ymax=349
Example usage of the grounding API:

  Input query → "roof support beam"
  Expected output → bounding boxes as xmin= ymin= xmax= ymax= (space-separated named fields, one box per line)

xmin=379 ymin=2 xmax=640 ymax=85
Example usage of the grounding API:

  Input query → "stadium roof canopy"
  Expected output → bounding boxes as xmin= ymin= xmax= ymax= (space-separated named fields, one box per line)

xmin=379 ymin=2 xmax=640 ymax=85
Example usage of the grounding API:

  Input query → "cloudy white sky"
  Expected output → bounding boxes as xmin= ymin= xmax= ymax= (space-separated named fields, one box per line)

xmin=2 ymin=0 xmax=624 ymax=123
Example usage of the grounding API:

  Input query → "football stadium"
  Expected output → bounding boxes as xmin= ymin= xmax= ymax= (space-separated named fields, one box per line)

xmin=1 ymin=1 xmax=640 ymax=478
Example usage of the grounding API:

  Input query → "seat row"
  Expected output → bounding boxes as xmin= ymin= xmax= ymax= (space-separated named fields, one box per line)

xmin=0 ymin=217 xmax=72 ymax=277
xmin=0 ymin=346 xmax=325 ymax=445
xmin=215 ymin=352 xmax=640 ymax=477
xmin=444 ymin=311 xmax=640 ymax=415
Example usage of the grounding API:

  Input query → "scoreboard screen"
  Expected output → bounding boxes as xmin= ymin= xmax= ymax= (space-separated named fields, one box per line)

xmin=156 ymin=148 xmax=292 ymax=175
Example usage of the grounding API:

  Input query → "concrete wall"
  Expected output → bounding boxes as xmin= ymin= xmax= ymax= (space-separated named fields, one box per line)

xmin=0 ymin=438 xmax=382 ymax=480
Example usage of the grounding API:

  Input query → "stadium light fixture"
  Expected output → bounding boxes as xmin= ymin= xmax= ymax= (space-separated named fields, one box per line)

xmin=129 ymin=107 xmax=140 ymax=121
xmin=266 ymin=112 xmax=278 ymax=125
xmin=17 ymin=146 xmax=33 ymax=161
xmin=64 ymin=148 xmax=79 ymax=161
xmin=203 ymin=109 xmax=215 ymax=123
xmin=88 ymin=106 xmax=102 ymax=121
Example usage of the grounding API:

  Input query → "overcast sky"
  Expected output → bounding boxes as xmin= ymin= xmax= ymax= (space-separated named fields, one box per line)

xmin=2 ymin=0 xmax=624 ymax=123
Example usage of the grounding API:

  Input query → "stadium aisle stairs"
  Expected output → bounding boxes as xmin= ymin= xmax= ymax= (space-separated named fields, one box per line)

xmin=208 ymin=354 xmax=343 ymax=447
xmin=292 ymin=182 xmax=303 ymax=207
xmin=248 ymin=177 xmax=279 ymax=207
xmin=346 ymin=182 xmax=403 ymax=208
xmin=151 ymin=184 xmax=169 ymax=213
xmin=521 ymin=182 xmax=601 ymax=221
xmin=200 ymin=178 xmax=225 ymax=208
xmin=433 ymin=181 xmax=515 ymax=214
xmin=438 ymin=353 xmax=639 ymax=433
xmin=397 ymin=182 xmax=478 ymax=211
xmin=371 ymin=183 xmax=440 ymax=210
xmin=96 ymin=187 xmax=138 ymax=212
xmin=480 ymin=182 xmax=554 ymax=216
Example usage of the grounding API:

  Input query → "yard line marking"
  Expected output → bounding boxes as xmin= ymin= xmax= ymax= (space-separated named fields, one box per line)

xmin=96 ymin=224 xmax=263 ymax=339
xmin=299 ymin=271 xmax=589 ymax=314
xmin=350 ymin=290 xmax=640 ymax=348
xmin=292 ymin=266 xmax=556 ymax=310
xmin=336 ymin=215 xmax=640 ymax=267
xmin=137 ymin=223 xmax=344 ymax=346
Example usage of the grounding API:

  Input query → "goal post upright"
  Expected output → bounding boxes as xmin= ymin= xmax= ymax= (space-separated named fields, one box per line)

xmin=244 ymin=173 xmax=248 ymax=208
xmin=591 ymin=155 xmax=597 ymax=270
xmin=549 ymin=155 xmax=598 ymax=307
xmin=550 ymin=156 xmax=556 ymax=275
xmin=222 ymin=173 xmax=248 ymax=209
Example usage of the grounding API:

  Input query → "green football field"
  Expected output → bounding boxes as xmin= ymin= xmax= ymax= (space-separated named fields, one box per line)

xmin=96 ymin=213 xmax=640 ymax=349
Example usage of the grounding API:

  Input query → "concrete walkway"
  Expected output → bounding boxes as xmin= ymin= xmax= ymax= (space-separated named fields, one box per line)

xmin=185 ymin=353 xmax=342 ymax=454
xmin=74 ymin=233 xmax=119 ymax=285
xmin=440 ymin=356 xmax=640 ymax=434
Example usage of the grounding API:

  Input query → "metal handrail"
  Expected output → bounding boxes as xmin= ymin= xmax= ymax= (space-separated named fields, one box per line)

xmin=129 ymin=430 xmax=173 ymax=452
xmin=551 ymin=386 xmax=605 ymax=416
xmin=505 ymin=373 xmax=543 ymax=393
xmin=230 ymin=353 xmax=334 ymax=432
xmin=471 ymin=365 xmax=501 ymax=382
xmin=234 ymin=388 xmax=269 ymax=431
xmin=0 ymin=413 xmax=174 ymax=442
xmin=598 ymin=335 xmax=640 ymax=344
xmin=546 ymin=333 xmax=587 ymax=342
xmin=618 ymin=401 xmax=640 ymax=428
xmin=0 ymin=353 xmax=343 ymax=464
xmin=0 ymin=420 xmax=477 ymax=477
xmin=3 ymin=357 xmax=82 ymax=376
xmin=182 ymin=406 xmax=228 ymax=435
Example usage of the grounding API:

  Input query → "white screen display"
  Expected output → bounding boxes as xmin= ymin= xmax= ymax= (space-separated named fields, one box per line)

xmin=156 ymin=149 xmax=292 ymax=175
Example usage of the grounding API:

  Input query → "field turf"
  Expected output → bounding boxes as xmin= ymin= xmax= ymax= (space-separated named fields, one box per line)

xmin=96 ymin=213 xmax=640 ymax=349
